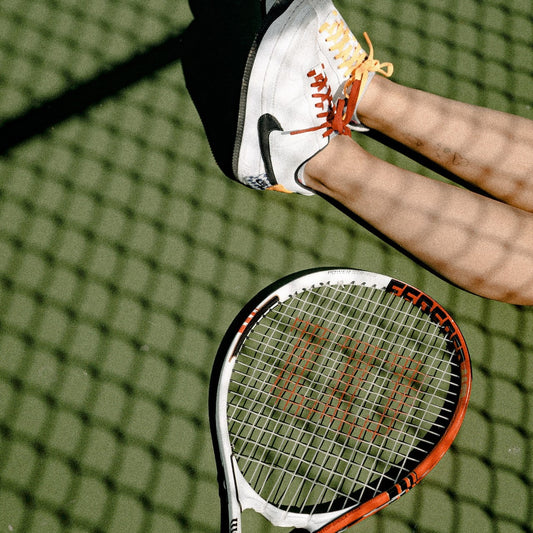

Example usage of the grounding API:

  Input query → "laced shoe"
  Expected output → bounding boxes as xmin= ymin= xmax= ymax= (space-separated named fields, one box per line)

xmin=263 ymin=1 xmax=394 ymax=132
xmin=234 ymin=0 xmax=351 ymax=195
xmin=310 ymin=0 xmax=394 ymax=131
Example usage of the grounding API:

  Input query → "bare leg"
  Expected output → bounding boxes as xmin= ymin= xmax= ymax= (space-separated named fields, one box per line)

xmin=304 ymin=135 xmax=533 ymax=305
xmin=358 ymin=76 xmax=533 ymax=212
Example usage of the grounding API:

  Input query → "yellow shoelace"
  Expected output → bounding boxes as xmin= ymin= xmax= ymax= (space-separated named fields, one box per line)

xmin=319 ymin=11 xmax=367 ymax=76
xmin=338 ymin=32 xmax=393 ymax=131
xmin=319 ymin=12 xmax=394 ymax=96
xmin=344 ymin=32 xmax=393 ymax=94
xmin=320 ymin=14 xmax=394 ymax=131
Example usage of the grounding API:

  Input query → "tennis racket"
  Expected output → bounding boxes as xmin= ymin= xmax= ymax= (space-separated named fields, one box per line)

xmin=210 ymin=268 xmax=471 ymax=532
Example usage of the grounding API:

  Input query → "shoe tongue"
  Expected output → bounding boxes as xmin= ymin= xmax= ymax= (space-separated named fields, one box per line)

xmin=332 ymin=80 xmax=347 ymax=103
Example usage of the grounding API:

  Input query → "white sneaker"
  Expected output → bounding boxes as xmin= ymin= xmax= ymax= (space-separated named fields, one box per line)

xmin=234 ymin=0 xmax=347 ymax=195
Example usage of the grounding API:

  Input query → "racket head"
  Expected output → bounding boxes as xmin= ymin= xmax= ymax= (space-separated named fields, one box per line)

xmin=209 ymin=268 xmax=472 ymax=533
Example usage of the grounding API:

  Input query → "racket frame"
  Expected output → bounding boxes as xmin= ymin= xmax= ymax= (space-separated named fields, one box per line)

xmin=210 ymin=268 xmax=472 ymax=533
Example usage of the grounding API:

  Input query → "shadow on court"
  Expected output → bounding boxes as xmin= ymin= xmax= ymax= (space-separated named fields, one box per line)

xmin=0 ymin=31 xmax=186 ymax=156
xmin=0 ymin=0 xmax=262 ymax=183
xmin=181 ymin=0 xmax=263 ymax=178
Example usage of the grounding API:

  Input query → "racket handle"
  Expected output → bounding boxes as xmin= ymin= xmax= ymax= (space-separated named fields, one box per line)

xmin=218 ymin=494 xmax=242 ymax=533
xmin=220 ymin=505 xmax=241 ymax=533
xmin=219 ymin=483 xmax=242 ymax=533
xmin=228 ymin=517 xmax=240 ymax=533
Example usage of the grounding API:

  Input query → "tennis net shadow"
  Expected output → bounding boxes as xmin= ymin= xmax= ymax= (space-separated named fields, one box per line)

xmin=0 ymin=30 xmax=186 ymax=156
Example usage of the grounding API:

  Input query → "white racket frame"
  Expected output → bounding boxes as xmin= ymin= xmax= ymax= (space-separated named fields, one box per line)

xmin=212 ymin=268 xmax=470 ymax=533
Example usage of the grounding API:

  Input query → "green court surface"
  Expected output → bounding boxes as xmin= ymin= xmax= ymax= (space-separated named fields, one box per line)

xmin=0 ymin=0 xmax=532 ymax=532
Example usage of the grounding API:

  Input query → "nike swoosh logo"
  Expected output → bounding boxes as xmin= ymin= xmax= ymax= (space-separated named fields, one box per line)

xmin=258 ymin=113 xmax=283 ymax=185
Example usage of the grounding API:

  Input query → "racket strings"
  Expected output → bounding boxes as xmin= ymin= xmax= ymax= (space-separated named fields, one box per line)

xmin=268 ymin=327 xmax=429 ymax=451
xmin=259 ymin=284 xmax=369 ymax=509
xmin=227 ymin=283 xmax=459 ymax=512
xmin=232 ymin=334 xmax=448 ymax=500
xmin=231 ymin=298 xmax=455 ymax=430
xmin=231 ymin=354 xmax=450 ymax=474
xmin=268 ymin=285 xmax=408 ymax=510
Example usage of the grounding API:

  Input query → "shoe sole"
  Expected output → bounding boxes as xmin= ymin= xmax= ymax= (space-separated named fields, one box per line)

xmin=231 ymin=0 xmax=296 ymax=180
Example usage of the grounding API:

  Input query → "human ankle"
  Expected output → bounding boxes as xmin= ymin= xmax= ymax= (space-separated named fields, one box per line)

xmin=303 ymin=138 xmax=338 ymax=189
xmin=303 ymin=135 xmax=357 ymax=192
xmin=356 ymin=75 xmax=391 ymax=130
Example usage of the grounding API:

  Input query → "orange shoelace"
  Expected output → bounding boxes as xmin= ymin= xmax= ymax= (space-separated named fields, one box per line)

xmin=292 ymin=32 xmax=393 ymax=139
xmin=337 ymin=32 xmax=393 ymax=132
xmin=291 ymin=65 xmax=347 ymax=137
